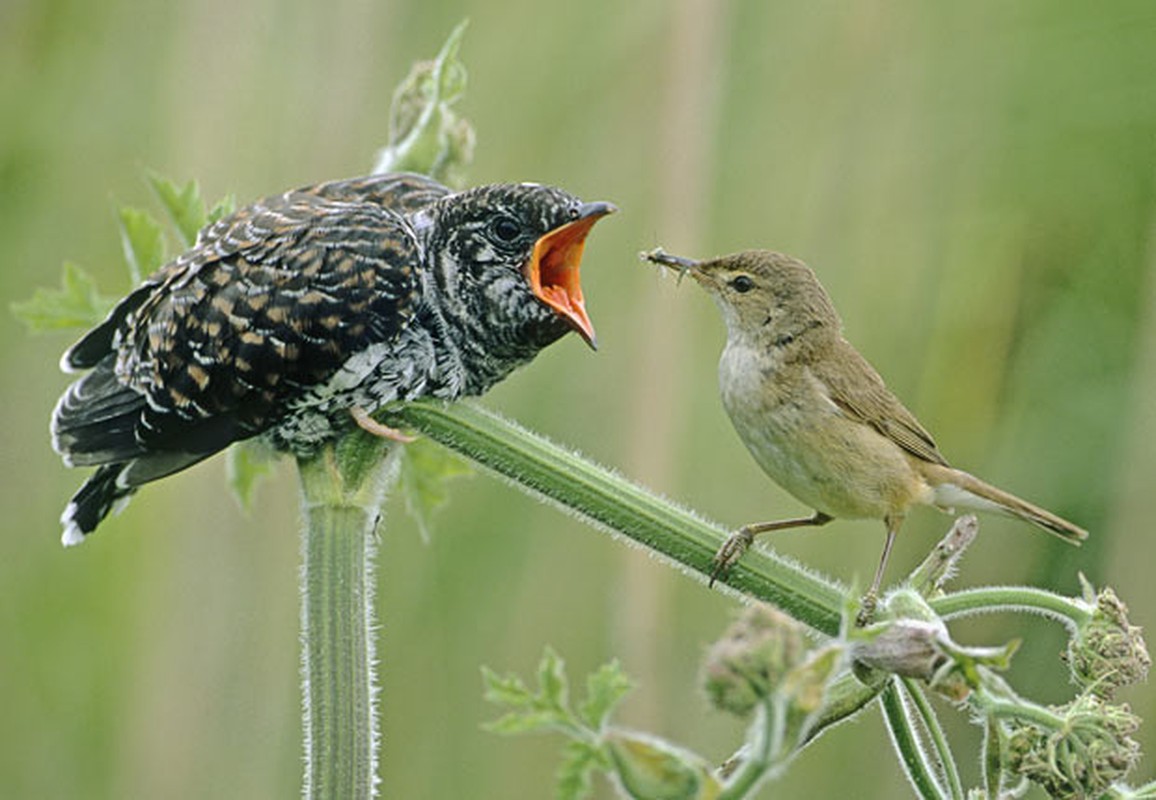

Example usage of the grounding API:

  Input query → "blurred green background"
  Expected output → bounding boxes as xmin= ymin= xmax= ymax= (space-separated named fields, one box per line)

xmin=3 ymin=0 xmax=1156 ymax=797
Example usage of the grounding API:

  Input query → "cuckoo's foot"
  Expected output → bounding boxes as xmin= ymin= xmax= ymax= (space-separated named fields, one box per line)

xmin=351 ymin=406 xmax=417 ymax=443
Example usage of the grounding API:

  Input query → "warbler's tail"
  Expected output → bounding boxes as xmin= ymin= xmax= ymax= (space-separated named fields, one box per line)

xmin=926 ymin=465 xmax=1087 ymax=544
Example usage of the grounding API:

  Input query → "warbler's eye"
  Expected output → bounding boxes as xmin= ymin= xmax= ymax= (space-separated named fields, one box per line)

xmin=730 ymin=275 xmax=755 ymax=293
xmin=491 ymin=217 xmax=522 ymax=243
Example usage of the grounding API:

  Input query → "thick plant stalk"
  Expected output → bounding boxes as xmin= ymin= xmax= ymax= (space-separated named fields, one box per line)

xmin=297 ymin=436 xmax=396 ymax=799
xmin=392 ymin=399 xmax=846 ymax=635
xmin=291 ymin=22 xmax=471 ymax=798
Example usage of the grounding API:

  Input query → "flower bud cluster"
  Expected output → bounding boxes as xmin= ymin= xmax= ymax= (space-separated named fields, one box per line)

xmin=1063 ymin=583 xmax=1149 ymax=698
xmin=1005 ymin=693 xmax=1140 ymax=799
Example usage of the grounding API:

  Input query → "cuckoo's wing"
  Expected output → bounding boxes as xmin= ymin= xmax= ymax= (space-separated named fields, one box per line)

xmin=54 ymin=181 xmax=424 ymax=465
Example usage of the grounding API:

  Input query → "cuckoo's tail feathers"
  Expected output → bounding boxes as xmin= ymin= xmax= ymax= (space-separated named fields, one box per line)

xmin=61 ymin=464 xmax=135 ymax=546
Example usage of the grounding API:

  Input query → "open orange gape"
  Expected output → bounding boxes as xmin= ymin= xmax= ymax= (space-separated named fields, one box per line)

xmin=524 ymin=201 xmax=616 ymax=349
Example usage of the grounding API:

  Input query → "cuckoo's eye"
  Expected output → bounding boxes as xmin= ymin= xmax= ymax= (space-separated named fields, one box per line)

xmin=730 ymin=275 xmax=755 ymax=293
xmin=491 ymin=216 xmax=523 ymax=243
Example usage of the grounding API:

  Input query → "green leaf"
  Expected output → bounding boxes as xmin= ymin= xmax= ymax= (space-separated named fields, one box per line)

xmin=397 ymin=436 xmax=473 ymax=541
xmin=481 ymin=666 xmax=534 ymax=709
xmin=483 ymin=710 xmax=566 ymax=736
xmin=11 ymin=261 xmax=115 ymax=332
xmin=118 ymin=206 xmax=166 ymax=284
xmin=207 ymin=194 xmax=236 ymax=225
xmin=482 ymin=651 xmax=580 ymax=736
xmin=147 ymin=172 xmax=209 ymax=247
xmin=226 ymin=440 xmax=280 ymax=509
xmin=538 ymin=647 xmax=570 ymax=713
xmin=579 ymin=660 xmax=632 ymax=730
xmin=557 ymin=740 xmax=601 ymax=800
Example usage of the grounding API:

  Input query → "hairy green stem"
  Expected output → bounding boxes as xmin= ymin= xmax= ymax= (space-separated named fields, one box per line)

xmin=801 ymin=672 xmax=885 ymax=746
xmin=717 ymin=699 xmax=780 ymax=800
xmin=930 ymin=585 xmax=1091 ymax=629
xmin=979 ymin=695 xmax=1066 ymax=729
xmin=297 ymin=436 xmax=396 ymax=800
xmin=391 ymin=399 xmax=846 ymax=635
xmin=901 ymin=678 xmax=963 ymax=800
xmin=881 ymin=681 xmax=949 ymax=800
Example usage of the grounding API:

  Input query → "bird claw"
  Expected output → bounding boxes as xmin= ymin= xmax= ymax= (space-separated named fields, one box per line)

xmin=351 ymin=406 xmax=417 ymax=443
xmin=855 ymin=591 xmax=879 ymax=628
xmin=709 ymin=528 xmax=755 ymax=587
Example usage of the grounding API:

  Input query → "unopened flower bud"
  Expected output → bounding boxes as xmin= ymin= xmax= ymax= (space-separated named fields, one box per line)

xmin=851 ymin=591 xmax=1018 ymax=701
xmin=604 ymin=729 xmax=720 ymax=800
xmin=852 ymin=618 xmax=950 ymax=680
xmin=701 ymin=604 xmax=808 ymax=717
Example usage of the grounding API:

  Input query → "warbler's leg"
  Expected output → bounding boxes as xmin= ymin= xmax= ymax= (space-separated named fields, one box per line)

xmin=710 ymin=511 xmax=833 ymax=587
xmin=350 ymin=406 xmax=417 ymax=443
xmin=857 ymin=516 xmax=901 ymax=627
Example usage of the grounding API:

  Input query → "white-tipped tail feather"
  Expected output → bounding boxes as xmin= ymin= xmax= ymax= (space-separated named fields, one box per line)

xmin=60 ymin=512 xmax=85 ymax=547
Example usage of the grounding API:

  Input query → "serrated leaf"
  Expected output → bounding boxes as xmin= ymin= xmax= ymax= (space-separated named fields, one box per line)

xmin=397 ymin=436 xmax=473 ymax=541
xmin=482 ymin=666 xmax=534 ymax=708
xmin=579 ymin=660 xmax=632 ymax=730
xmin=118 ymin=206 xmax=166 ymax=284
xmin=147 ymin=172 xmax=208 ymax=247
xmin=538 ymin=647 xmax=570 ymax=712
xmin=557 ymin=740 xmax=601 ymax=800
xmin=482 ymin=710 xmax=566 ymax=736
xmin=226 ymin=440 xmax=280 ymax=509
xmin=11 ymin=261 xmax=115 ymax=332
xmin=482 ymin=651 xmax=585 ymax=736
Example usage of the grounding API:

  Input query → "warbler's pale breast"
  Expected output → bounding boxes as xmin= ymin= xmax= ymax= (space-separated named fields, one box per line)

xmin=718 ymin=337 xmax=932 ymax=521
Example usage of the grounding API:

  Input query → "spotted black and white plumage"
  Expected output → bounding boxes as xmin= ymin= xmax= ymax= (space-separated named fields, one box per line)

xmin=52 ymin=172 xmax=613 ymax=543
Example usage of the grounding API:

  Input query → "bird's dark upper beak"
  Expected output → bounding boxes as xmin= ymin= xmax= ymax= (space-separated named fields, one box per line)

xmin=525 ymin=201 xmax=616 ymax=350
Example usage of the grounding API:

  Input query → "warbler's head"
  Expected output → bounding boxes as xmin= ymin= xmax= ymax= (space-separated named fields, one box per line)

xmin=642 ymin=248 xmax=841 ymax=348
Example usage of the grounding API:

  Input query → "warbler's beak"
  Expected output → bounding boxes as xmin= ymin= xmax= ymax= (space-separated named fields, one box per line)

xmin=640 ymin=248 xmax=703 ymax=285
xmin=526 ymin=201 xmax=616 ymax=350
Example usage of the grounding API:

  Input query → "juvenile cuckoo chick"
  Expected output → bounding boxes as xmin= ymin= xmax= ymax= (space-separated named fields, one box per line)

xmin=52 ymin=172 xmax=614 ymax=543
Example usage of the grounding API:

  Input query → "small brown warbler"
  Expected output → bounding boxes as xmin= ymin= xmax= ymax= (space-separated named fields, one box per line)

xmin=643 ymin=247 xmax=1086 ymax=620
